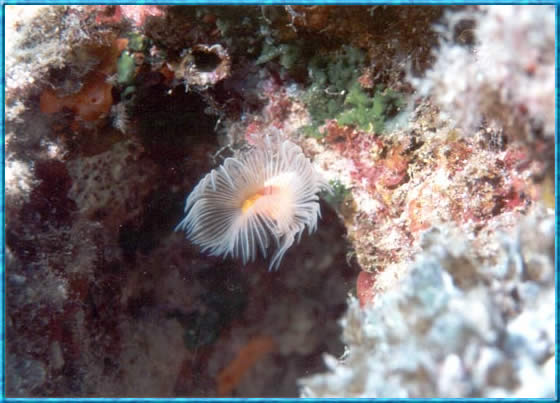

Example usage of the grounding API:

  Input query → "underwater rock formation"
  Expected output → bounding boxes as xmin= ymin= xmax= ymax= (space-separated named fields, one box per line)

xmin=4 ymin=5 xmax=554 ymax=398
xmin=299 ymin=209 xmax=555 ymax=398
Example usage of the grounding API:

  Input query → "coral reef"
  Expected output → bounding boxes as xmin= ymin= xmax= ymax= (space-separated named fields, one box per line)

xmin=299 ymin=209 xmax=555 ymax=398
xmin=170 ymin=44 xmax=231 ymax=89
xmin=415 ymin=6 xmax=555 ymax=141
xmin=4 ymin=4 xmax=554 ymax=398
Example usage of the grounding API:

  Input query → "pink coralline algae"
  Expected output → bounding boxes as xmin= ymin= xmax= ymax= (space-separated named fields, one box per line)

xmin=91 ymin=5 xmax=165 ymax=27
xmin=310 ymin=98 xmax=545 ymax=302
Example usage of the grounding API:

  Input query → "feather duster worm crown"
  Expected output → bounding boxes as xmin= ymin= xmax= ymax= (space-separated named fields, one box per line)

xmin=176 ymin=138 xmax=331 ymax=270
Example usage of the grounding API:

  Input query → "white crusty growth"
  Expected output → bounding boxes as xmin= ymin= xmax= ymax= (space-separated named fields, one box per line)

xmin=176 ymin=137 xmax=331 ymax=270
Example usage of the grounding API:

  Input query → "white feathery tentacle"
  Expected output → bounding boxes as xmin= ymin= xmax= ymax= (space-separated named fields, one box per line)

xmin=176 ymin=137 xmax=332 ymax=270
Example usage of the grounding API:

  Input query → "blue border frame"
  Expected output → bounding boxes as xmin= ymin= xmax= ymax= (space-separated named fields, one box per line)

xmin=0 ymin=1 xmax=559 ymax=4
xmin=0 ymin=2 xmax=558 ymax=402
xmin=1 ymin=0 xmax=6 ymax=399
xmin=554 ymin=4 xmax=559 ymax=403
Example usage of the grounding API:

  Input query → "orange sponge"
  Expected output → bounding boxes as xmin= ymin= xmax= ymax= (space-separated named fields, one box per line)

xmin=217 ymin=336 xmax=275 ymax=397
xmin=40 ymin=72 xmax=113 ymax=121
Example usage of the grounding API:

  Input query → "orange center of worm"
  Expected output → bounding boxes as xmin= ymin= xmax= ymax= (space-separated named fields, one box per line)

xmin=241 ymin=186 xmax=278 ymax=214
